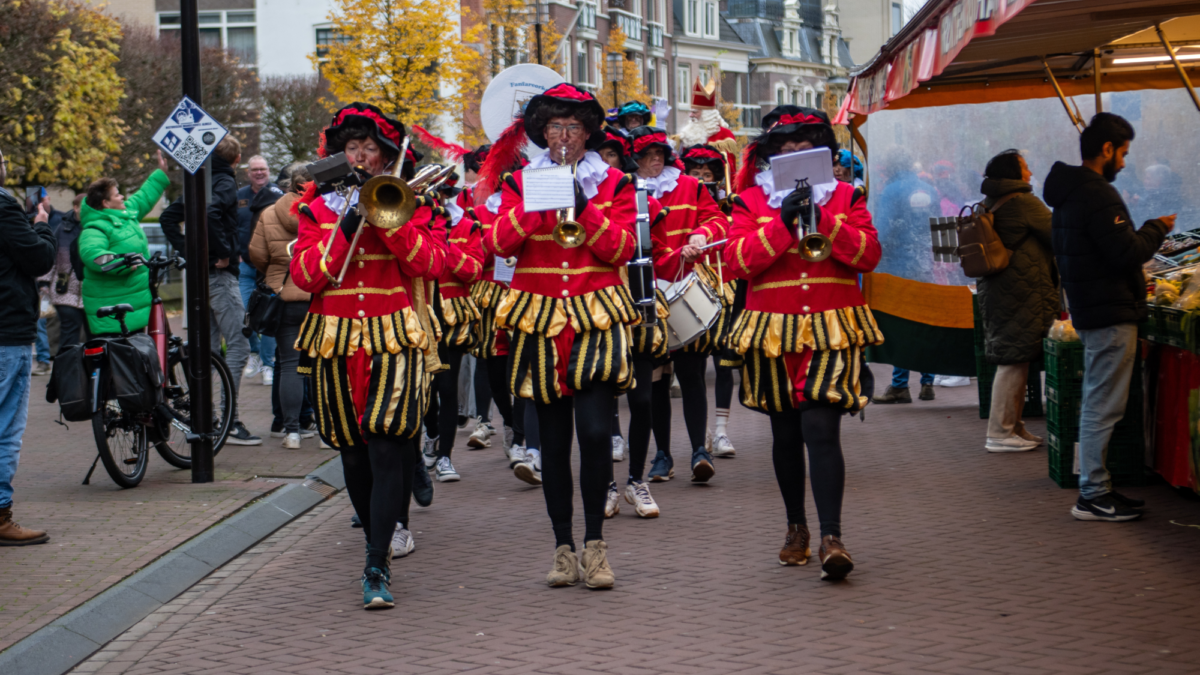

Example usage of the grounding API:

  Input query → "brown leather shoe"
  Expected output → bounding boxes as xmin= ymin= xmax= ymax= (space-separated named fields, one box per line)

xmin=818 ymin=535 xmax=853 ymax=581
xmin=872 ymin=386 xmax=912 ymax=404
xmin=0 ymin=507 xmax=49 ymax=546
xmin=779 ymin=524 xmax=811 ymax=566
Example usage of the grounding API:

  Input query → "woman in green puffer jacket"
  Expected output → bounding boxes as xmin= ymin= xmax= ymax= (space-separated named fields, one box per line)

xmin=79 ymin=152 xmax=171 ymax=335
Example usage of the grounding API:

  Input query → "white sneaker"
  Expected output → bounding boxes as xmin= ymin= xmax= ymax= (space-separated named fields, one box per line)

xmin=282 ymin=432 xmax=301 ymax=449
xmin=705 ymin=428 xmax=713 ymax=453
xmin=422 ymin=435 xmax=438 ymax=468
xmin=934 ymin=375 xmax=972 ymax=387
xmin=434 ymin=456 xmax=460 ymax=482
xmin=503 ymin=426 xmax=515 ymax=452
xmin=507 ymin=444 xmax=527 ymax=469
xmin=526 ymin=447 xmax=542 ymax=472
xmin=711 ymin=432 xmax=736 ymax=458
xmin=261 ymin=367 xmax=274 ymax=386
xmin=242 ymin=354 xmax=262 ymax=377
xmin=623 ymin=480 xmax=660 ymax=518
xmin=391 ymin=524 xmax=415 ymax=558
xmin=319 ymin=438 xmax=332 ymax=449
xmin=611 ymin=435 xmax=626 ymax=462
xmin=513 ymin=449 xmax=542 ymax=485
xmin=467 ymin=418 xmax=491 ymax=449
xmin=604 ymin=482 xmax=620 ymax=518
xmin=985 ymin=436 xmax=1039 ymax=453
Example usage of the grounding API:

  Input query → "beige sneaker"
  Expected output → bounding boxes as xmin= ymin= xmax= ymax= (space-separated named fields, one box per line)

xmin=581 ymin=540 xmax=615 ymax=589
xmin=604 ymin=482 xmax=620 ymax=518
xmin=467 ymin=418 xmax=492 ymax=449
xmin=546 ymin=545 xmax=580 ymax=587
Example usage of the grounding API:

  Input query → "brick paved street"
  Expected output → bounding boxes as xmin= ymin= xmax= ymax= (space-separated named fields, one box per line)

xmin=0 ymin=356 xmax=337 ymax=651
xmin=54 ymin=363 xmax=1200 ymax=674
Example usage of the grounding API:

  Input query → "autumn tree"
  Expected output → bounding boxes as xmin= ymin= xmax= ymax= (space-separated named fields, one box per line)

xmin=0 ymin=0 xmax=124 ymax=188
xmin=259 ymin=74 xmax=333 ymax=170
xmin=314 ymin=0 xmax=483 ymax=131
xmin=109 ymin=23 xmax=260 ymax=197
xmin=596 ymin=25 xmax=646 ymax=112
xmin=480 ymin=0 xmax=564 ymax=77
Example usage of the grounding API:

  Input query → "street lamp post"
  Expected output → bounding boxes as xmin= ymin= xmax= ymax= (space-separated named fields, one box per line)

xmin=180 ymin=0 xmax=215 ymax=483
xmin=607 ymin=51 xmax=623 ymax=108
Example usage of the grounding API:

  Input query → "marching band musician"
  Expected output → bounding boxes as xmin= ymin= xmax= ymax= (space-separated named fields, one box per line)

xmin=681 ymin=144 xmax=744 ymax=459
xmin=290 ymin=103 xmax=447 ymax=609
xmin=626 ymin=126 xmax=727 ymax=485
xmin=477 ymin=83 xmax=639 ymax=589
xmin=615 ymin=100 xmax=651 ymax=134
xmin=722 ymin=106 xmax=883 ymax=581
xmin=419 ymin=165 xmax=485 ymax=484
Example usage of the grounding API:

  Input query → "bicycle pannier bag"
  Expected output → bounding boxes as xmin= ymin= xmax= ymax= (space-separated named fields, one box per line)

xmin=955 ymin=193 xmax=1020 ymax=278
xmin=108 ymin=335 xmax=163 ymax=413
xmin=47 ymin=345 xmax=92 ymax=421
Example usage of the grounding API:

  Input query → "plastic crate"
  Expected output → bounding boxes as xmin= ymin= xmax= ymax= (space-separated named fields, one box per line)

xmin=1161 ymin=307 xmax=1187 ymax=348
xmin=1046 ymin=419 xmax=1146 ymax=489
xmin=1043 ymin=339 xmax=1084 ymax=382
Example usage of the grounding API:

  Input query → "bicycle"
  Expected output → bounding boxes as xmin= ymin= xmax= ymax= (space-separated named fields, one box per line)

xmin=84 ymin=251 xmax=236 ymax=488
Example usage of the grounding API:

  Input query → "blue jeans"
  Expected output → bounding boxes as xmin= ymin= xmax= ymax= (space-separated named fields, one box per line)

xmin=35 ymin=318 xmax=50 ymax=364
xmin=0 ymin=346 xmax=33 ymax=508
xmin=238 ymin=262 xmax=274 ymax=368
xmin=891 ymin=367 xmax=934 ymax=389
xmin=1077 ymin=323 xmax=1138 ymax=499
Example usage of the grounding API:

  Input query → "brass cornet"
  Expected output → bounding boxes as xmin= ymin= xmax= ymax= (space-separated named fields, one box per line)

xmin=552 ymin=147 xmax=585 ymax=249
xmin=793 ymin=178 xmax=831 ymax=263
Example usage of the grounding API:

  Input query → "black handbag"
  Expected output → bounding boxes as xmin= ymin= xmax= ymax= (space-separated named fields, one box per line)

xmin=245 ymin=269 xmax=289 ymax=338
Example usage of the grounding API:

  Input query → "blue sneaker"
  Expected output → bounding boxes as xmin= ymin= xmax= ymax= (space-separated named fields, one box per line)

xmin=413 ymin=461 xmax=434 ymax=507
xmin=362 ymin=567 xmax=394 ymax=609
xmin=648 ymin=451 xmax=674 ymax=482
xmin=690 ymin=447 xmax=715 ymax=483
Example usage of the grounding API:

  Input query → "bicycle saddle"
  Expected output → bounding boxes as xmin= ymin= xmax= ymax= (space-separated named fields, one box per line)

xmin=96 ymin=303 xmax=134 ymax=319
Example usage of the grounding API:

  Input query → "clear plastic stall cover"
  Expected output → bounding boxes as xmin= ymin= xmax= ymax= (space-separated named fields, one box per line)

xmin=863 ymin=88 xmax=1198 ymax=286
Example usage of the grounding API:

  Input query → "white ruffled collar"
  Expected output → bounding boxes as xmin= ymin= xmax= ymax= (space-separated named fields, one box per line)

xmin=446 ymin=199 xmax=464 ymax=227
xmin=755 ymin=168 xmax=838 ymax=210
xmin=321 ymin=189 xmax=359 ymax=216
xmin=527 ymin=150 xmax=610 ymax=199
xmin=638 ymin=166 xmax=681 ymax=200
xmin=485 ymin=191 xmax=502 ymax=214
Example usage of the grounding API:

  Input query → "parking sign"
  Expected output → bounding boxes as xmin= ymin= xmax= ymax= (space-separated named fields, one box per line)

xmin=152 ymin=96 xmax=229 ymax=174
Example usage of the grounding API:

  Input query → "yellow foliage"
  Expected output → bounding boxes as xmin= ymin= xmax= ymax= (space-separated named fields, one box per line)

xmin=312 ymin=0 xmax=484 ymax=132
xmin=596 ymin=26 xmax=647 ymax=112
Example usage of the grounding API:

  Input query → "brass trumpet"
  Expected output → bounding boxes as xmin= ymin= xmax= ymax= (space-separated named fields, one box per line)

xmin=793 ymin=178 xmax=831 ymax=263
xmin=552 ymin=147 xmax=585 ymax=248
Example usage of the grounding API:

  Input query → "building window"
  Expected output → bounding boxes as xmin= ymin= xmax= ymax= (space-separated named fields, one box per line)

xmin=703 ymin=1 xmax=718 ymax=38
xmin=635 ymin=54 xmax=645 ymax=87
xmin=649 ymin=23 xmax=664 ymax=47
xmin=593 ymin=46 xmax=603 ymax=86
xmin=659 ymin=62 xmax=668 ymax=98
xmin=891 ymin=2 xmax=902 ymax=36
xmin=686 ymin=0 xmax=699 ymax=35
xmin=647 ymin=58 xmax=656 ymax=96
xmin=581 ymin=2 xmax=597 ymax=29
xmin=315 ymin=27 xmax=350 ymax=59
xmin=577 ymin=41 xmax=588 ymax=84
xmin=699 ymin=65 xmax=713 ymax=85
xmin=159 ymin=11 xmax=256 ymax=63
xmin=776 ymin=86 xmax=785 ymax=105
xmin=677 ymin=64 xmax=691 ymax=103
xmin=805 ymin=89 xmax=813 ymax=107
xmin=790 ymin=89 xmax=798 ymax=105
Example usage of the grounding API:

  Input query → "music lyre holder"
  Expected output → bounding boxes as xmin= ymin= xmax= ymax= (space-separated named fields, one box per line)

xmin=628 ymin=178 xmax=658 ymax=324
xmin=929 ymin=215 xmax=960 ymax=263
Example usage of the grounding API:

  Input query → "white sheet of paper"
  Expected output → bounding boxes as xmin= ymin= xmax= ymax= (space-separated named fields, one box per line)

xmin=522 ymin=164 xmax=575 ymax=212
xmin=493 ymin=256 xmax=516 ymax=283
xmin=770 ymin=147 xmax=834 ymax=193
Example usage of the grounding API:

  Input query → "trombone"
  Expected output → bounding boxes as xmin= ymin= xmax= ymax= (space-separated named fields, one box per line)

xmin=792 ymin=177 xmax=831 ymax=263
xmin=552 ymin=147 xmax=586 ymax=248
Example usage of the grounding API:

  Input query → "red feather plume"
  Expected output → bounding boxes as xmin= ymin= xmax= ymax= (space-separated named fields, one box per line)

xmin=290 ymin=180 xmax=321 ymax=217
xmin=411 ymin=125 xmax=471 ymax=163
xmin=475 ymin=120 xmax=527 ymax=205
xmin=736 ymin=141 xmax=760 ymax=192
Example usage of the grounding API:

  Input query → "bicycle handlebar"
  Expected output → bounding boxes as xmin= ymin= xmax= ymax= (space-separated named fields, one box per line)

xmin=99 ymin=252 xmax=186 ymax=273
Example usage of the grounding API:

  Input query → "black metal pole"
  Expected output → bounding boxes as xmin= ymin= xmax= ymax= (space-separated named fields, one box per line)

xmin=181 ymin=0 xmax=215 ymax=483
xmin=534 ymin=1 xmax=543 ymax=64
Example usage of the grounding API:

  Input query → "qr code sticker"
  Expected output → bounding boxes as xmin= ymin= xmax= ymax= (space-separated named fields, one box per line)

xmin=174 ymin=135 xmax=210 ymax=173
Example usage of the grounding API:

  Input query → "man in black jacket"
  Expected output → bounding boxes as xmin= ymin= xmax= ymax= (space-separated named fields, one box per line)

xmin=0 ymin=147 xmax=56 ymax=545
xmin=1044 ymin=113 xmax=1174 ymax=522
xmin=159 ymin=136 xmax=261 ymax=446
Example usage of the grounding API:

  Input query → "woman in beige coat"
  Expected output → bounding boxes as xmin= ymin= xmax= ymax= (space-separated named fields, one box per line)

xmin=248 ymin=167 xmax=312 ymax=448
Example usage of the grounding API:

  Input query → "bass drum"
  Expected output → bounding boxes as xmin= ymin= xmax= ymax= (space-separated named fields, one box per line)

xmin=658 ymin=273 xmax=721 ymax=350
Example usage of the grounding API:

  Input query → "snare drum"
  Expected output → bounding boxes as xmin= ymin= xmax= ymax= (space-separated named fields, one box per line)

xmin=659 ymin=272 xmax=721 ymax=350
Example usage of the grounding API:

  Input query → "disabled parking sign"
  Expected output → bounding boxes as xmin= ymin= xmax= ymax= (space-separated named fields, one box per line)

xmin=152 ymin=96 xmax=228 ymax=174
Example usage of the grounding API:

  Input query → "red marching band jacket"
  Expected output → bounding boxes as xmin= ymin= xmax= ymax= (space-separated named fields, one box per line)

xmin=721 ymin=180 xmax=884 ymax=412
xmin=648 ymin=174 xmax=727 ymax=282
xmin=489 ymin=167 xmax=641 ymax=401
xmin=435 ymin=203 xmax=484 ymax=348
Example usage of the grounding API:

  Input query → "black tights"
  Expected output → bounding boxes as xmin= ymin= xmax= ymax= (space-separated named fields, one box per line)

xmin=769 ymin=405 xmax=845 ymax=538
xmin=714 ymin=358 xmax=735 ymax=410
xmin=536 ymin=382 xmax=617 ymax=550
xmin=670 ymin=351 xmax=709 ymax=454
xmin=651 ymin=372 xmax=672 ymax=458
xmin=473 ymin=355 xmax=492 ymax=422
xmin=524 ymin=397 xmax=540 ymax=450
xmin=340 ymin=435 xmax=418 ymax=570
xmin=423 ymin=348 xmax=463 ymax=457
xmin=625 ymin=359 xmax=655 ymax=481
xmin=486 ymin=356 xmax=524 ymax=444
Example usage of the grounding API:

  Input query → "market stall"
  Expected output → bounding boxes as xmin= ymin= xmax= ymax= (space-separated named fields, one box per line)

xmin=841 ymin=0 xmax=1200 ymax=491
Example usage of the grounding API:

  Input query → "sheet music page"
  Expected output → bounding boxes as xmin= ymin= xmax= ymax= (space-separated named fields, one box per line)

xmin=522 ymin=164 xmax=575 ymax=212
xmin=493 ymin=256 xmax=516 ymax=283
xmin=770 ymin=147 xmax=834 ymax=193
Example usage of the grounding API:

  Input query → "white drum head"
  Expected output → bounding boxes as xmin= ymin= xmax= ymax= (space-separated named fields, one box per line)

xmin=480 ymin=65 xmax=566 ymax=143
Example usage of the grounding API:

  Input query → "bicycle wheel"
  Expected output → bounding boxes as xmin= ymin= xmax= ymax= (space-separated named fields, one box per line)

xmin=158 ymin=350 xmax=236 ymax=466
xmin=93 ymin=401 xmax=149 ymax=488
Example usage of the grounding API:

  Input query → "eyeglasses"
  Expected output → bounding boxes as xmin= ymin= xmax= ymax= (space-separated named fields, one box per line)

xmin=546 ymin=123 xmax=586 ymax=138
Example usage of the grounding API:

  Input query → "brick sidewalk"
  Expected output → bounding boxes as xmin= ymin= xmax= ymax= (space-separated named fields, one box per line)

xmin=0 ymin=361 xmax=337 ymax=651
xmin=64 ymin=363 xmax=1200 ymax=674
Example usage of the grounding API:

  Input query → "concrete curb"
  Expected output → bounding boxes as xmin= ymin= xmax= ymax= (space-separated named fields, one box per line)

xmin=0 ymin=457 xmax=344 ymax=675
